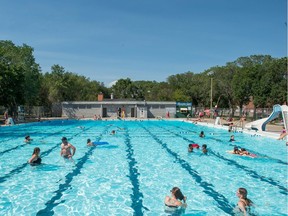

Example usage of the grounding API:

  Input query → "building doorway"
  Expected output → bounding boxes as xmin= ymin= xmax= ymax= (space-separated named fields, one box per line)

xmin=131 ymin=107 xmax=135 ymax=117
xmin=102 ymin=107 xmax=107 ymax=117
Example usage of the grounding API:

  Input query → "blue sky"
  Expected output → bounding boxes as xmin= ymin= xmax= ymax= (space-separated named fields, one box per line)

xmin=1 ymin=0 xmax=287 ymax=86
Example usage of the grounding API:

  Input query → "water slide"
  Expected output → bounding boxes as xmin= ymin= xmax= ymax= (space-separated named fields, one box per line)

xmin=245 ymin=104 xmax=288 ymax=132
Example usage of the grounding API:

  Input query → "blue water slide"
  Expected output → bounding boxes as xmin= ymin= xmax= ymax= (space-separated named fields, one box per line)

xmin=261 ymin=104 xmax=282 ymax=131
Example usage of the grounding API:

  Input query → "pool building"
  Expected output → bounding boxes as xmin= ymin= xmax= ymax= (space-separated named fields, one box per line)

xmin=61 ymin=100 xmax=193 ymax=119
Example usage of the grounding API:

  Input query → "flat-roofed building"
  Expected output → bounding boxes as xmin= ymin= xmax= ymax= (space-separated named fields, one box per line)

xmin=62 ymin=101 xmax=176 ymax=119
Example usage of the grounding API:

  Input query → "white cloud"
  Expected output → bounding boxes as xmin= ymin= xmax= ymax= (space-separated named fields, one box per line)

xmin=107 ymin=80 xmax=118 ymax=88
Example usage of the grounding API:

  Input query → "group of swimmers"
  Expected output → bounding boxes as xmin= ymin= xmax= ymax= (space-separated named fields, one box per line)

xmin=232 ymin=146 xmax=252 ymax=156
xmin=28 ymin=136 xmax=77 ymax=165
xmin=164 ymin=186 xmax=253 ymax=215
xmin=27 ymin=126 xmax=125 ymax=165
xmin=26 ymin=129 xmax=255 ymax=214
xmin=188 ymin=143 xmax=207 ymax=154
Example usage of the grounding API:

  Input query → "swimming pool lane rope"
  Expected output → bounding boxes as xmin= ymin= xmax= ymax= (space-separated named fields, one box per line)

xmin=155 ymin=122 xmax=288 ymax=196
xmin=36 ymin=125 xmax=112 ymax=216
xmin=138 ymin=122 xmax=234 ymax=215
xmin=0 ymin=125 xmax=94 ymax=184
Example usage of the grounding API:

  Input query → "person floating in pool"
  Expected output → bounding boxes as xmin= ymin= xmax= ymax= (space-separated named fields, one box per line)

xmin=25 ymin=135 xmax=33 ymax=143
xmin=60 ymin=137 xmax=76 ymax=159
xmin=202 ymin=144 xmax=208 ymax=154
xmin=229 ymin=147 xmax=256 ymax=158
xmin=87 ymin=139 xmax=96 ymax=147
xmin=199 ymin=131 xmax=205 ymax=138
xmin=164 ymin=187 xmax=187 ymax=209
xmin=110 ymin=130 xmax=116 ymax=135
xmin=229 ymin=135 xmax=236 ymax=142
xmin=239 ymin=148 xmax=256 ymax=157
xmin=232 ymin=146 xmax=241 ymax=154
xmin=28 ymin=147 xmax=42 ymax=165
xmin=87 ymin=138 xmax=93 ymax=146
xmin=235 ymin=188 xmax=253 ymax=216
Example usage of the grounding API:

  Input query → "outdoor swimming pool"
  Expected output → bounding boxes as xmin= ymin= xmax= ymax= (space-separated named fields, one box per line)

xmin=0 ymin=120 xmax=287 ymax=215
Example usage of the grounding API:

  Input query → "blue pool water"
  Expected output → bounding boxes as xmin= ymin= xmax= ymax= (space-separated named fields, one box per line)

xmin=0 ymin=120 xmax=287 ymax=215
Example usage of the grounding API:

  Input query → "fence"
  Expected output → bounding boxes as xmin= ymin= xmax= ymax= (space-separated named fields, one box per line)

xmin=193 ymin=107 xmax=280 ymax=122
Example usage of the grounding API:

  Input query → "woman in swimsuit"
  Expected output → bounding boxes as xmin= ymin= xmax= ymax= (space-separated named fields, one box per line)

xmin=164 ymin=187 xmax=187 ymax=208
xmin=236 ymin=188 xmax=253 ymax=216
xmin=28 ymin=147 xmax=41 ymax=165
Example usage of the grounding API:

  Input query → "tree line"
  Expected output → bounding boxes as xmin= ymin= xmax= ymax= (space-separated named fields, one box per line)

xmin=0 ymin=40 xmax=287 ymax=117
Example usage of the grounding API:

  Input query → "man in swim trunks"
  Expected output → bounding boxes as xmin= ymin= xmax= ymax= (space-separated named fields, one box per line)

xmin=60 ymin=137 xmax=76 ymax=159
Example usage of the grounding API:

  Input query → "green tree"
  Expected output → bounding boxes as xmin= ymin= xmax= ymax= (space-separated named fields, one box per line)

xmin=112 ymin=78 xmax=144 ymax=100
xmin=0 ymin=40 xmax=41 ymax=112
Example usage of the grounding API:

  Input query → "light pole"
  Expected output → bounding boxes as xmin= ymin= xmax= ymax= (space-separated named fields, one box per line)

xmin=210 ymin=77 xmax=213 ymax=118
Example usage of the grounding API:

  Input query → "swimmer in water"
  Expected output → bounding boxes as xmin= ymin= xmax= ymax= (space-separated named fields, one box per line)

xmin=87 ymin=139 xmax=96 ymax=147
xmin=233 ymin=146 xmax=241 ymax=154
xmin=60 ymin=137 xmax=76 ymax=159
xmin=236 ymin=188 xmax=253 ymax=215
xmin=202 ymin=144 xmax=208 ymax=154
xmin=28 ymin=147 xmax=41 ymax=165
xmin=199 ymin=131 xmax=205 ymax=138
xmin=188 ymin=144 xmax=193 ymax=152
xmin=164 ymin=187 xmax=187 ymax=208
xmin=229 ymin=135 xmax=236 ymax=142
xmin=25 ymin=135 xmax=33 ymax=143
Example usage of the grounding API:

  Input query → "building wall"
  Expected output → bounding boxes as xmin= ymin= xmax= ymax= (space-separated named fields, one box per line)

xmin=62 ymin=101 xmax=176 ymax=119
xmin=148 ymin=104 xmax=176 ymax=118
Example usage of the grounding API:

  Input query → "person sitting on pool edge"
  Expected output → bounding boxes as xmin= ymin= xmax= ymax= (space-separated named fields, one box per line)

xmin=202 ymin=144 xmax=208 ymax=154
xmin=28 ymin=147 xmax=41 ymax=165
xmin=25 ymin=135 xmax=33 ymax=143
xmin=164 ymin=187 xmax=187 ymax=209
xmin=199 ymin=131 xmax=205 ymax=138
xmin=60 ymin=137 xmax=76 ymax=159
xmin=235 ymin=188 xmax=253 ymax=215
